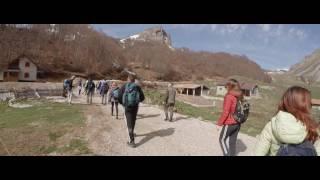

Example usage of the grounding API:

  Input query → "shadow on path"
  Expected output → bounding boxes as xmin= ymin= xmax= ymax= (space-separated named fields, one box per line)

xmin=135 ymin=128 xmax=175 ymax=147
xmin=236 ymin=139 xmax=247 ymax=155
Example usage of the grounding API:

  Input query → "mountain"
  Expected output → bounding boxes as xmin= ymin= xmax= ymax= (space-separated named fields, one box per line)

xmin=0 ymin=24 xmax=271 ymax=82
xmin=121 ymin=29 xmax=271 ymax=82
xmin=289 ymin=49 xmax=320 ymax=82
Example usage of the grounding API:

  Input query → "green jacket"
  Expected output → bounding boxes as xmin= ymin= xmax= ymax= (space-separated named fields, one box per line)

xmin=254 ymin=111 xmax=320 ymax=156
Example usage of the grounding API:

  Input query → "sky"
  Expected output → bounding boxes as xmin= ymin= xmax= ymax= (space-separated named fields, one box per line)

xmin=93 ymin=24 xmax=320 ymax=70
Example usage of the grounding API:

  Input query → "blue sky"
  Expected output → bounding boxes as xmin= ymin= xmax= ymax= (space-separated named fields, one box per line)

xmin=93 ymin=24 xmax=320 ymax=70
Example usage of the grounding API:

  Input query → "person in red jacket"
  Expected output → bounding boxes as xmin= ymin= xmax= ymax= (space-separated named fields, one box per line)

xmin=217 ymin=79 xmax=242 ymax=156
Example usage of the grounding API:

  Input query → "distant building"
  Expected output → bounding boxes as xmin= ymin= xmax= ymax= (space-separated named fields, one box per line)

xmin=0 ymin=57 xmax=41 ymax=82
xmin=216 ymin=82 xmax=228 ymax=96
xmin=174 ymin=84 xmax=209 ymax=96
xmin=240 ymin=83 xmax=259 ymax=97
xmin=312 ymin=99 xmax=320 ymax=110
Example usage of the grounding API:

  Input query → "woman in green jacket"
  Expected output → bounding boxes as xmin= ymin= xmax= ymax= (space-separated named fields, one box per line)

xmin=254 ymin=86 xmax=320 ymax=156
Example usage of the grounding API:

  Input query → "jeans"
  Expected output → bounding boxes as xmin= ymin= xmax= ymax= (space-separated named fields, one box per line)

xmin=164 ymin=103 xmax=175 ymax=121
xmin=67 ymin=89 xmax=73 ymax=104
xmin=87 ymin=91 xmax=94 ymax=104
xmin=101 ymin=94 xmax=107 ymax=105
xmin=111 ymin=102 xmax=119 ymax=117
xmin=124 ymin=106 xmax=139 ymax=142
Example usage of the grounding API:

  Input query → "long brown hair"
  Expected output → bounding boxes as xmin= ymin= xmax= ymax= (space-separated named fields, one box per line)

xmin=225 ymin=79 xmax=241 ymax=92
xmin=278 ymin=86 xmax=319 ymax=142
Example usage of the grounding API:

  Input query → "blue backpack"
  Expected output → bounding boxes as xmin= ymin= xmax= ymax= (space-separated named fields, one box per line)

xmin=112 ymin=88 xmax=120 ymax=100
xmin=276 ymin=140 xmax=317 ymax=156
xmin=122 ymin=83 xmax=140 ymax=107
xmin=63 ymin=79 xmax=71 ymax=90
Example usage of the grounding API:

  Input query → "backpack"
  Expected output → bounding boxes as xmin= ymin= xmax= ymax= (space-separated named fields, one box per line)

xmin=63 ymin=79 xmax=71 ymax=90
xmin=233 ymin=100 xmax=250 ymax=124
xmin=276 ymin=140 xmax=317 ymax=156
xmin=112 ymin=88 xmax=120 ymax=100
xmin=87 ymin=80 xmax=95 ymax=91
xmin=101 ymin=82 xmax=109 ymax=94
xmin=122 ymin=83 xmax=140 ymax=107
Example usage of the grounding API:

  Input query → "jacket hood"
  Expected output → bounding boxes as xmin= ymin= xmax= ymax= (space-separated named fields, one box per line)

xmin=271 ymin=111 xmax=307 ymax=144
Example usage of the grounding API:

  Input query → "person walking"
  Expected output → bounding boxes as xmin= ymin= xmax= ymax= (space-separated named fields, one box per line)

xmin=119 ymin=74 xmax=145 ymax=148
xmin=77 ymin=78 xmax=83 ymax=96
xmin=163 ymin=83 xmax=176 ymax=122
xmin=109 ymin=82 xmax=120 ymax=119
xmin=217 ymin=79 xmax=242 ymax=156
xmin=100 ymin=80 xmax=109 ymax=105
xmin=254 ymin=86 xmax=320 ymax=156
xmin=64 ymin=75 xmax=76 ymax=104
xmin=85 ymin=78 xmax=95 ymax=105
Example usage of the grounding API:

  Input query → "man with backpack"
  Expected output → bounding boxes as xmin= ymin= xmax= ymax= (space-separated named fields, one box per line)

xmin=109 ymin=82 xmax=120 ymax=119
xmin=85 ymin=78 xmax=95 ymax=104
xmin=163 ymin=83 xmax=176 ymax=122
xmin=119 ymin=74 xmax=145 ymax=148
xmin=100 ymin=80 xmax=109 ymax=105
xmin=63 ymin=75 xmax=76 ymax=104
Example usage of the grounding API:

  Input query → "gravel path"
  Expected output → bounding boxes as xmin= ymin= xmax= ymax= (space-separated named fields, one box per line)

xmin=81 ymin=94 xmax=257 ymax=156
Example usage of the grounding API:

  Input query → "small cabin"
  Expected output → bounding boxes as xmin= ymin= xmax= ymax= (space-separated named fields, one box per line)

xmin=174 ymin=84 xmax=209 ymax=96
xmin=216 ymin=82 xmax=228 ymax=96
xmin=240 ymin=83 xmax=259 ymax=97
xmin=312 ymin=99 xmax=320 ymax=110
xmin=1 ymin=57 xmax=41 ymax=82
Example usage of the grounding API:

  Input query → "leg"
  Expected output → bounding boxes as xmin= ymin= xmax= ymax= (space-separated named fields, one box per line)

xmin=101 ymin=94 xmax=104 ymax=104
xmin=125 ymin=108 xmax=135 ymax=143
xmin=111 ymin=102 xmax=114 ymax=116
xmin=115 ymin=102 xmax=119 ymax=118
xmin=169 ymin=104 xmax=174 ymax=121
xmin=219 ymin=125 xmax=228 ymax=156
xmin=164 ymin=104 xmax=169 ymax=120
xmin=227 ymin=124 xmax=241 ymax=156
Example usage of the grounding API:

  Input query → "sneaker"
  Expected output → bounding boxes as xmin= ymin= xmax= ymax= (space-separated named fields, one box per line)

xmin=127 ymin=141 xmax=136 ymax=148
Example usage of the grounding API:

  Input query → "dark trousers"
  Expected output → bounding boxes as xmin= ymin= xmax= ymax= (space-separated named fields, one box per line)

xmin=87 ymin=91 xmax=93 ymax=104
xmin=219 ymin=124 xmax=241 ymax=156
xmin=124 ymin=106 xmax=139 ymax=142
xmin=111 ymin=102 xmax=119 ymax=117
xmin=164 ymin=103 xmax=175 ymax=121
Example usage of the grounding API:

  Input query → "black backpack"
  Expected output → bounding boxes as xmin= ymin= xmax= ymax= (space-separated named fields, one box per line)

xmin=233 ymin=100 xmax=250 ymax=124
xmin=276 ymin=140 xmax=317 ymax=156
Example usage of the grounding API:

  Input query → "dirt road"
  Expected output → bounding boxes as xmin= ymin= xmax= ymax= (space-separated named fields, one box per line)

xmin=70 ymin=93 xmax=257 ymax=156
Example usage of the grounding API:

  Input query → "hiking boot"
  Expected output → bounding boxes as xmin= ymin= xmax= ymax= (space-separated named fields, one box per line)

xmin=127 ymin=141 xmax=136 ymax=148
xmin=164 ymin=118 xmax=168 ymax=121
xmin=116 ymin=116 xmax=119 ymax=119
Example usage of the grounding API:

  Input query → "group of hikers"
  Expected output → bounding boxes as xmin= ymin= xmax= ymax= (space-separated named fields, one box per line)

xmin=63 ymin=74 xmax=320 ymax=155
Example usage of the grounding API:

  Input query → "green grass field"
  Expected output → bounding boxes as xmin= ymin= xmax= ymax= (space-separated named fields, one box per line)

xmin=0 ymin=100 xmax=89 ymax=155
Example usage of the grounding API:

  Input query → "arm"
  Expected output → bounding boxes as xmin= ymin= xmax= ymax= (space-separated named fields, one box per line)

xmin=164 ymin=89 xmax=169 ymax=104
xmin=216 ymin=95 xmax=232 ymax=126
xmin=118 ymin=84 xmax=126 ymax=105
xmin=254 ymin=122 xmax=273 ymax=156
xmin=138 ymin=86 xmax=145 ymax=102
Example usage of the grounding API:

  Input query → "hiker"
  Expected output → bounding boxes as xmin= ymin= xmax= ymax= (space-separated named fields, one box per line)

xmin=63 ymin=75 xmax=76 ymax=104
xmin=119 ymin=74 xmax=145 ymax=148
xmin=96 ymin=80 xmax=102 ymax=95
xmin=163 ymin=82 xmax=176 ymax=122
xmin=85 ymin=78 xmax=96 ymax=104
xmin=254 ymin=86 xmax=320 ymax=156
xmin=217 ymin=79 xmax=243 ymax=156
xmin=77 ymin=78 xmax=83 ymax=96
xmin=109 ymin=82 xmax=120 ymax=119
xmin=100 ymin=80 xmax=109 ymax=105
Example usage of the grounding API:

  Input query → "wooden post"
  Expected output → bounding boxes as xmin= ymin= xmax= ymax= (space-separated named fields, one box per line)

xmin=187 ymin=89 xmax=189 ymax=96
xmin=193 ymin=89 xmax=195 ymax=96
xmin=201 ymin=85 xmax=203 ymax=96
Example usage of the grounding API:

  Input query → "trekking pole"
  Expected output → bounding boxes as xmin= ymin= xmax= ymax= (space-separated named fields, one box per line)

xmin=0 ymin=137 xmax=11 ymax=156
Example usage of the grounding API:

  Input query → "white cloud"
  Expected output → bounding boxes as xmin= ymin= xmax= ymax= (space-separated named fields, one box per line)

xmin=258 ymin=24 xmax=271 ymax=32
xmin=288 ymin=28 xmax=307 ymax=39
